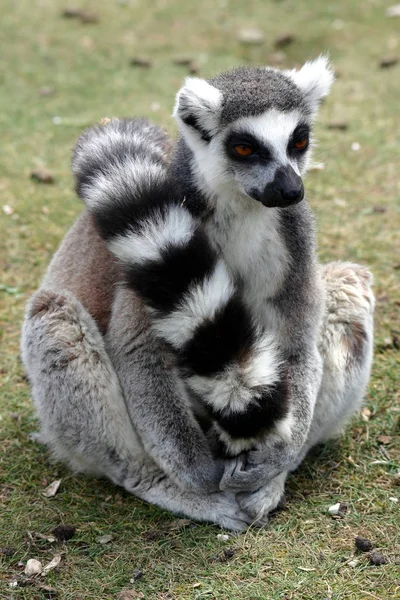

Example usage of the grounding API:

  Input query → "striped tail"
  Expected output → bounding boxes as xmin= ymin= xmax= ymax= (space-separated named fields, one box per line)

xmin=73 ymin=118 xmax=289 ymax=453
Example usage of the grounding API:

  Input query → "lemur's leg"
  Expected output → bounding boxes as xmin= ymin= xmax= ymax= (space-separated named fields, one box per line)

xmin=21 ymin=288 xmax=143 ymax=479
xmin=294 ymin=261 xmax=375 ymax=457
xmin=73 ymin=119 xmax=287 ymax=463
xmin=21 ymin=289 xmax=253 ymax=531
xmin=236 ymin=262 xmax=374 ymax=523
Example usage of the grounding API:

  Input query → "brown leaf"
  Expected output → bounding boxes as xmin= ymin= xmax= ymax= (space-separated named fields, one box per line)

xmin=79 ymin=11 xmax=99 ymax=24
xmin=164 ymin=518 xmax=193 ymax=531
xmin=327 ymin=121 xmax=349 ymax=131
xmin=142 ymin=529 xmax=164 ymax=541
xmin=268 ymin=51 xmax=286 ymax=65
xmin=379 ymin=56 xmax=399 ymax=68
xmin=172 ymin=54 xmax=194 ymax=66
xmin=62 ymin=9 xmax=99 ymax=23
xmin=62 ymin=8 xmax=82 ymax=19
xmin=274 ymin=33 xmax=295 ymax=48
xmin=188 ymin=61 xmax=200 ymax=75
xmin=130 ymin=56 xmax=152 ymax=68
xmin=31 ymin=168 xmax=54 ymax=184
xmin=38 ymin=584 xmax=59 ymax=597
xmin=377 ymin=435 xmax=392 ymax=445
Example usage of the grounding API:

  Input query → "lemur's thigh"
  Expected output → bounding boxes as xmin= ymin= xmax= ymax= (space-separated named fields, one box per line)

xmin=236 ymin=471 xmax=287 ymax=525
xmin=301 ymin=261 xmax=374 ymax=453
xmin=21 ymin=288 xmax=143 ymax=480
xmin=21 ymin=289 xmax=251 ymax=530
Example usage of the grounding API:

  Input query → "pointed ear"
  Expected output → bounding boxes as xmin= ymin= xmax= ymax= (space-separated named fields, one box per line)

xmin=173 ymin=77 xmax=222 ymax=142
xmin=286 ymin=56 xmax=334 ymax=115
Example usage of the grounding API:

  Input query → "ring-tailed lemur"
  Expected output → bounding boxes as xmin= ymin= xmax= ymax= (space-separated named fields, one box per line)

xmin=21 ymin=57 xmax=374 ymax=528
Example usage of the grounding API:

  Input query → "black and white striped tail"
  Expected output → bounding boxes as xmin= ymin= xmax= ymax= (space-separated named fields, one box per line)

xmin=73 ymin=118 xmax=289 ymax=450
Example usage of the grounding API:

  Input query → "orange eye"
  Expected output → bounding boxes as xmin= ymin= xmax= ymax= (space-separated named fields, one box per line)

xmin=233 ymin=144 xmax=253 ymax=157
xmin=295 ymin=137 xmax=308 ymax=150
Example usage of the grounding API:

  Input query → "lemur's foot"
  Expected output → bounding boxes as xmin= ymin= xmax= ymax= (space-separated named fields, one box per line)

xmin=236 ymin=472 xmax=287 ymax=525
xmin=210 ymin=492 xmax=257 ymax=531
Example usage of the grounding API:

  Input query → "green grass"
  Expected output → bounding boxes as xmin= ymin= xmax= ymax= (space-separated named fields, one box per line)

xmin=1 ymin=0 xmax=399 ymax=598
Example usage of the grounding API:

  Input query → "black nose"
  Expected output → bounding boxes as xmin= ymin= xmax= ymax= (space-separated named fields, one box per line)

xmin=280 ymin=185 xmax=303 ymax=203
xmin=261 ymin=166 xmax=304 ymax=208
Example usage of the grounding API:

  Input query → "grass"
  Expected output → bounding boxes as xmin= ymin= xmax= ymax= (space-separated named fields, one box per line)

xmin=0 ymin=0 xmax=399 ymax=598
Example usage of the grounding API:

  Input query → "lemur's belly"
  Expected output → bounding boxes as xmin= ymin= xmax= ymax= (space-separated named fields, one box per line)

xmin=205 ymin=201 xmax=290 ymax=329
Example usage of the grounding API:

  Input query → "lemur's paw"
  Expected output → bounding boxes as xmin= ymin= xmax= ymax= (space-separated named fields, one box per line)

xmin=236 ymin=473 xmax=286 ymax=524
xmin=220 ymin=456 xmax=268 ymax=494
xmin=175 ymin=459 xmax=224 ymax=494
xmin=210 ymin=492 xmax=255 ymax=531
xmin=219 ymin=445 xmax=293 ymax=493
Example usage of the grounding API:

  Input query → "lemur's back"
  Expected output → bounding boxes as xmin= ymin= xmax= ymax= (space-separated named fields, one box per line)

xmin=41 ymin=117 xmax=173 ymax=334
xmin=42 ymin=211 xmax=120 ymax=333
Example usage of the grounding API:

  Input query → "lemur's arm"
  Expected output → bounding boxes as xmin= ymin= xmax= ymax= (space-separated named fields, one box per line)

xmin=72 ymin=119 xmax=226 ymax=493
xmin=220 ymin=348 xmax=323 ymax=492
xmin=73 ymin=119 xmax=288 ymax=476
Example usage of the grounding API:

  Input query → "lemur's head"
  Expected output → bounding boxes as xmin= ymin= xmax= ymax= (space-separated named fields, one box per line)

xmin=173 ymin=56 xmax=334 ymax=208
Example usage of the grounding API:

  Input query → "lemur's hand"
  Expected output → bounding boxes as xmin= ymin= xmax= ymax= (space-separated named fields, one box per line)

xmin=219 ymin=445 xmax=296 ymax=493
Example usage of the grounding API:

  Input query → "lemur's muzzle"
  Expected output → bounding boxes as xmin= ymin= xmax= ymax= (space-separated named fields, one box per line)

xmin=260 ymin=166 xmax=304 ymax=208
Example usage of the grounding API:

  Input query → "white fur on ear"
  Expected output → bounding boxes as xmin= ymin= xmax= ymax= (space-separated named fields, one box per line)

xmin=286 ymin=55 xmax=335 ymax=114
xmin=173 ymin=77 xmax=222 ymax=139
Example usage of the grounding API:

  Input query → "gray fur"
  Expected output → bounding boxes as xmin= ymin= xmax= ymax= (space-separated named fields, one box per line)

xmin=234 ymin=262 xmax=375 ymax=523
xmin=21 ymin=57 xmax=374 ymax=528
xmin=210 ymin=67 xmax=308 ymax=124
xmin=21 ymin=286 xmax=252 ymax=530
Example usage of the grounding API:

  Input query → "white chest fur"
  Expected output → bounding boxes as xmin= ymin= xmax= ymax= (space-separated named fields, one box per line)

xmin=205 ymin=192 xmax=291 ymax=328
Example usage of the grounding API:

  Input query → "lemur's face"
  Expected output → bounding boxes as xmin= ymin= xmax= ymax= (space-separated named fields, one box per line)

xmin=173 ymin=57 xmax=334 ymax=208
